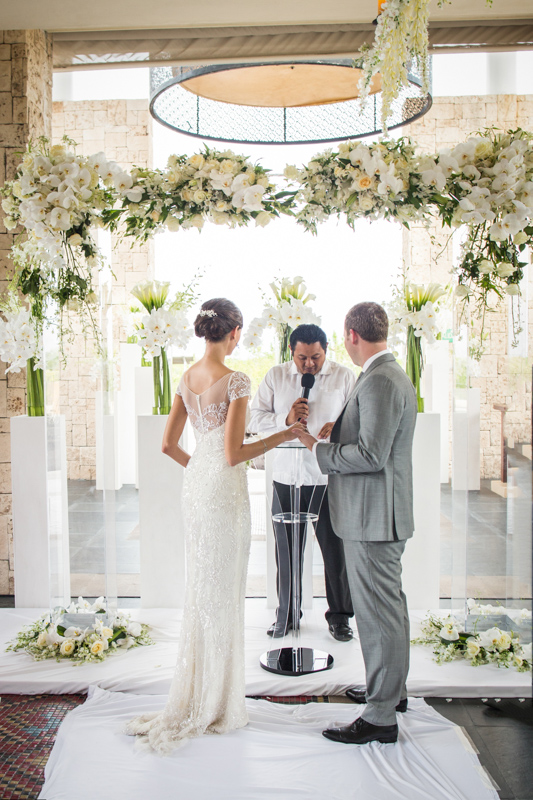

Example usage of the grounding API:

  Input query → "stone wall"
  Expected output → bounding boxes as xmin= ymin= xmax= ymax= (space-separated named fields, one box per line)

xmin=51 ymin=99 xmax=152 ymax=481
xmin=0 ymin=30 xmax=53 ymax=594
xmin=404 ymin=94 xmax=533 ymax=479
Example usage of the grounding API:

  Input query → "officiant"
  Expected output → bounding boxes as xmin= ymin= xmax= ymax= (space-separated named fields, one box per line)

xmin=249 ymin=324 xmax=356 ymax=641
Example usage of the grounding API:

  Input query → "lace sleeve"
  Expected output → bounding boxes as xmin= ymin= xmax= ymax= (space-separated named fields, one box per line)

xmin=228 ymin=372 xmax=251 ymax=402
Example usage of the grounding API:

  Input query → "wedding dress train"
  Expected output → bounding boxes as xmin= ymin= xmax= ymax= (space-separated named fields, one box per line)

xmin=125 ymin=371 xmax=252 ymax=754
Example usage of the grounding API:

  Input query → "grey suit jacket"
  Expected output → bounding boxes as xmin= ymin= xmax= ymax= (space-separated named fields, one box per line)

xmin=316 ymin=353 xmax=417 ymax=542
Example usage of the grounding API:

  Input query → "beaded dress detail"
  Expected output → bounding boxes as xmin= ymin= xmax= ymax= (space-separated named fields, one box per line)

xmin=125 ymin=371 xmax=252 ymax=754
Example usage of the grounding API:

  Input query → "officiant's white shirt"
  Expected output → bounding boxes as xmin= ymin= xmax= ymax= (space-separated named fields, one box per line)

xmin=249 ymin=360 xmax=356 ymax=486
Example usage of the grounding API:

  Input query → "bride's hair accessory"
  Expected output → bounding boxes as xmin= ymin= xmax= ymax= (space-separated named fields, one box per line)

xmin=199 ymin=309 xmax=217 ymax=318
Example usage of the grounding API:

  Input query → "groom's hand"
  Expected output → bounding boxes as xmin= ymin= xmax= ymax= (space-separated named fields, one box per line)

xmin=317 ymin=422 xmax=334 ymax=440
xmin=286 ymin=398 xmax=309 ymax=425
xmin=294 ymin=427 xmax=317 ymax=452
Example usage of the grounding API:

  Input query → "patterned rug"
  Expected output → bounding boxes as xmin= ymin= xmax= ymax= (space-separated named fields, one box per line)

xmin=0 ymin=694 xmax=85 ymax=800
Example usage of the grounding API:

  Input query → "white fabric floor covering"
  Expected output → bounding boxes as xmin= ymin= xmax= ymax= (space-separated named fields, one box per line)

xmin=38 ymin=688 xmax=498 ymax=800
xmin=1 ymin=599 xmax=530 ymax=697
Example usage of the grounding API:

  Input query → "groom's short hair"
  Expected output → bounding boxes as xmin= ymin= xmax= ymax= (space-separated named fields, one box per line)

xmin=345 ymin=302 xmax=388 ymax=342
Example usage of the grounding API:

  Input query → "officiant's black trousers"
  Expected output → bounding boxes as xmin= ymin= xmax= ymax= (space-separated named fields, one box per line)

xmin=272 ymin=482 xmax=354 ymax=629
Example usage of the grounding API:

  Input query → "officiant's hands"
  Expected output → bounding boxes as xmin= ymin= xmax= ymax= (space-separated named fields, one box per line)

xmin=285 ymin=398 xmax=309 ymax=426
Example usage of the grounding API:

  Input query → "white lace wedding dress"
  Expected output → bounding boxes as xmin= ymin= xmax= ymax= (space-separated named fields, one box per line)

xmin=125 ymin=371 xmax=252 ymax=754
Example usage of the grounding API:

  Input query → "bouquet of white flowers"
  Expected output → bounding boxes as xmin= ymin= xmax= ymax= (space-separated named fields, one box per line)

xmin=6 ymin=596 xmax=154 ymax=664
xmin=244 ymin=276 xmax=321 ymax=363
xmin=0 ymin=136 xmax=120 ymax=346
xmin=412 ymin=612 xmax=532 ymax=672
xmin=287 ymin=137 xmax=434 ymax=235
xmin=385 ymin=281 xmax=447 ymax=413
xmin=0 ymin=304 xmax=44 ymax=416
xmin=131 ymin=280 xmax=194 ymax=415
xmin=431 ymin=129 xmax=532 ymax=311
xmin=103 ymin=146 xmax=295 ymax=239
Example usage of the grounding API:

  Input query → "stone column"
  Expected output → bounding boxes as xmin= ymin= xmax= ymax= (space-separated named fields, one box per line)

xmin=0 ymin=30 xmax=53 ymax=594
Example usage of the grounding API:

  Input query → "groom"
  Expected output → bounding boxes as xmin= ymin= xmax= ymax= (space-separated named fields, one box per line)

xmin=296 ymin=302 xmax=417 ymax=745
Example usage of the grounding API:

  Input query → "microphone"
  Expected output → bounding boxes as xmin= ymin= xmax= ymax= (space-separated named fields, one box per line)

xmin=300 ymin=372 xmax=315 ymax=400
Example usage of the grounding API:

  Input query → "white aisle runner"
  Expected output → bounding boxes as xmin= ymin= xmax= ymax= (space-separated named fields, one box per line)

xmin=39 ymin=689 xmax=497 ymax=800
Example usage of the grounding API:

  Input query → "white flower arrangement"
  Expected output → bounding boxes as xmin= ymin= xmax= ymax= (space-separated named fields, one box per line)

xmin=0 ymin=137 xmax=119 ymax=345
xmin=131 ymin=279 xmax=195 ymax=414
xmin=433 ymin=129 xmax=532 ymax=310
xmin=412 ymin=612 xmax=532 ymax=672
xmin=385 ymin=281 xmax=447 ymax=412
xmin=103 ymin=146 xmax=295 ymax=240
xmin=287 ymin=137 xmax=434 ymax=234
xmin=0 ymin=303 xmax=44 ymax=416
xmin=5 ymin=596 xmax=154 ymax=664
xmin=244 ymin=276 xmax=321 ymax=363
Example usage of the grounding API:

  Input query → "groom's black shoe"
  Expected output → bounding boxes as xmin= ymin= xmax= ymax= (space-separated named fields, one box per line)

xmin=328 ymin=622 xmax=353 ymax=642
xmin=323 ymin=717 xmax=398 ymax=745
xmin=267 ymin=621 xmax=293 ymax=638
xmin=345 ymin=689 xmax=408 ymax=713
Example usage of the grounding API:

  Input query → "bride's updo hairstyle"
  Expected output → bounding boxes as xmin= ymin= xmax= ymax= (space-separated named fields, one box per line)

xmin=194 ymin=298 xmax=244 ymax=342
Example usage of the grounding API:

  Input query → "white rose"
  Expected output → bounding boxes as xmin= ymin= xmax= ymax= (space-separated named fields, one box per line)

xmin=90 ymin=639 xmax=105 ymax=656
xmin=151 ymin=210 xmax=160 ymax=223
xmin=506 ymin=284 xmax=520 ymax=295
xmin=101 ymin=626 xmax=114 ymax=639
xmin=513 ymin=654 xmax=523 ymax=668
xmin=455 ymin=284 xmax=470 ymax=298
xmin=125 ymin=186 xmax=143 ymax=203
xmin=188 ymin=154 xmax=205 ymax=170
xmin=193 ymin=189 xmax=207 ymax=203
xmin=474 ymin=140 xmax=493 ymax=159
xmin=211 ymin=211 xmax=230 ymax=226
xmin=255 ymin=211 xmax=273 ymax=228
xmin=3 ymin=216 xmax=17 ymax=230
xmin=513 ymin=231 xmax=529 ymax=245
xmin=496 ymin=632 xmax=512 ymax=650
xmin=219 ymin=159 xmax=235 ymax=174
xmin=478 ymin=259 xmax=493 ymax=274
xmin=60 ymin=639 xmax=76 ymax=656
xmin=359 ymin=196 xmax=375 ymax=211
xmin=37 ymin=631 xmax=48 ymax=647
xmin=466 ymin=639 xmax=481 ymax=658
xmin=190 ymin=214 xmax=204 ymax=229
xmin=67 ymin=233 xmax=83 ymax=246
xmin=166 ymin=215 xmax=180 ymax=232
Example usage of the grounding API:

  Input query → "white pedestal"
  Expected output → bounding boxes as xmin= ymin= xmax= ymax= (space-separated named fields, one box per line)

xmin=118 ymin=344 xmax=140 ymax=485
xmin=138 ymin=415 xmax=186 ymax=608
xmin=452 ymin=388 xmax=481 ymax=491
xmin=402 ymin=412 xmax=441 ymax=610
xmin=11 ymin=415 xmax=70 ymax=608
xmin=135 ymin=367 xmax=154 ymax=488
xmin=95 ymin=391 xmax=121 ymax=491
xmin=265 ymin=450 xmax=313 ymax=610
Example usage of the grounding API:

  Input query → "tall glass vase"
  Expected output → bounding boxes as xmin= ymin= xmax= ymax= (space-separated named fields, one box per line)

xmin=278 ymin=324 xmax=292 ymax=364
xmin=26 ymin=356 xmax=44 ymax=416
xmin=406 ymin=326 xmax=424 ymax=413
xmin=152 ymin=347 xmax=172 ymax=415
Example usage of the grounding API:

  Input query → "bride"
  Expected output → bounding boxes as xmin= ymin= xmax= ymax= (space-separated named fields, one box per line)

xmin=125 ymin=298 xmax=302 ymax=754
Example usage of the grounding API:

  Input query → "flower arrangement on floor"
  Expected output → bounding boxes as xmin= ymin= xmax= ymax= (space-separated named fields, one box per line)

xmin=285 ymin=137 xmax=434 ymax=234
xmin=411 ymin=611 xmax=532 ymax=672
xmin=0 ymin=136 xmax=120 ymax=347
xmin=5 ymin=597 xmax=154 ymax=665
xmin=431 ymin=128 xmax=531 ymax=316
xmin=131 ymin=279 xmax=194 ymax=414
xmin=103 ymin=146 xmax=296 ymax=239
xmin=0 ymin=303 xmax=44 ymax=416
xmin=386 ymin=281 xmax=447 ymax=412
xmin=244 ymin=276 xmax=321 ymax=363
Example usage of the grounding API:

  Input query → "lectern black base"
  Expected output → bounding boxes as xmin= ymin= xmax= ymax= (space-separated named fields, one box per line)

xmin=259 ymin=647 xmax=334 ymax=676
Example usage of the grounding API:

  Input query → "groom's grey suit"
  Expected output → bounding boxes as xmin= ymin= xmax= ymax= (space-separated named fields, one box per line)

xmin=316 ymin=352 xmax=417 ymax=726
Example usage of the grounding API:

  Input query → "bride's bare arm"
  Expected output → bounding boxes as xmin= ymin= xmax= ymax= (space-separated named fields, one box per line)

xmin=225 ymin=396 xmax=302 ymax=467
xmin=161 ymin=394 xmax=191 ymax=467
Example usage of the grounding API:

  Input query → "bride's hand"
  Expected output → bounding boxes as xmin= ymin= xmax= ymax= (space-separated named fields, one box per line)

xmin=284 ymin=422 xmax=306 ymax=440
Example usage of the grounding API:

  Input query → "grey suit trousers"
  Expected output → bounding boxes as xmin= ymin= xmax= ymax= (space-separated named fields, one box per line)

xmin=343 ymin=539 xmax=409 ymax=726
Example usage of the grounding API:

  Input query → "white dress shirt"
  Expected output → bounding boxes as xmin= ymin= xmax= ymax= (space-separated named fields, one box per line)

xmin=249 ymin=359 xmax=356 ymax=486
xmin=311 ymin=349 xmax=391 ymax=459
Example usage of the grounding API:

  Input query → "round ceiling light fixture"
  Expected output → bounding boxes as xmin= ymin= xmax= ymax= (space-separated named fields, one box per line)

xmin=149 ymin=60 xmax=432 ymax=145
